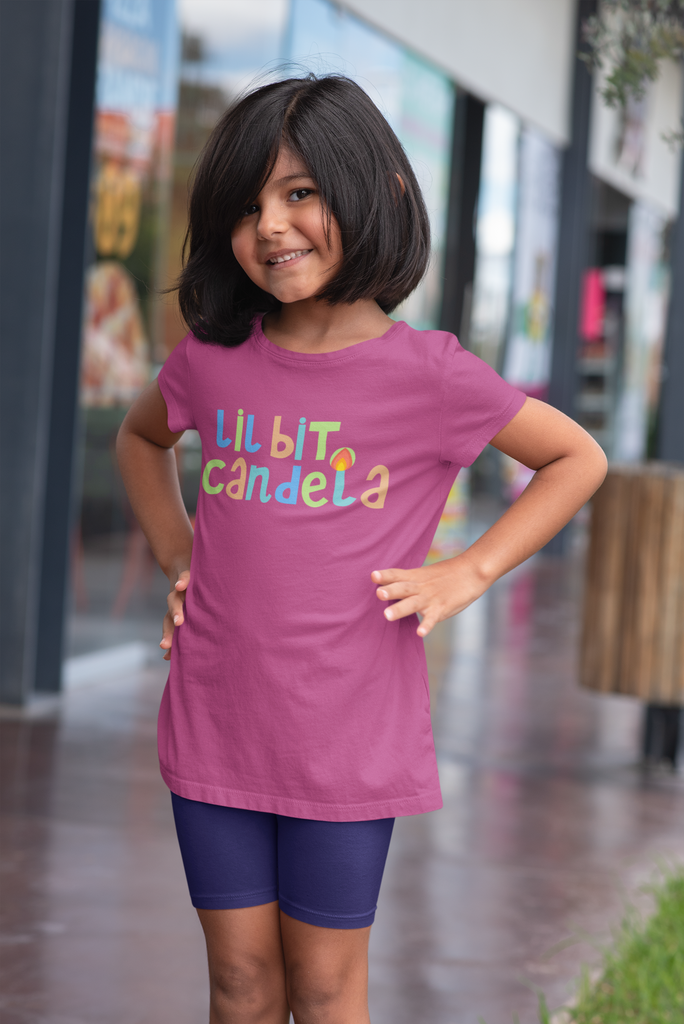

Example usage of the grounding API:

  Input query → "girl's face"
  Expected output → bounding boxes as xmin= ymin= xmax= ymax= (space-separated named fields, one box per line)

xmin=231 ymin=147 xmax=342 ymax=304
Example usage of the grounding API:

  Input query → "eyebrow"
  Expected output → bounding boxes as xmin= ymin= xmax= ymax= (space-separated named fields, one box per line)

xmin=271 ymin=173 xmax=315 ymax=187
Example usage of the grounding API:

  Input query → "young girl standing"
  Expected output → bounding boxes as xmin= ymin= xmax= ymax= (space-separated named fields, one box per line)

xmin=117 ymin=75 xmax=606 ymax=1024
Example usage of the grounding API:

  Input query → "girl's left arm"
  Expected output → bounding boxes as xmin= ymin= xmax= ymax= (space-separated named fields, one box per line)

xmin=372 ymin=397 xmax=607 ymax=637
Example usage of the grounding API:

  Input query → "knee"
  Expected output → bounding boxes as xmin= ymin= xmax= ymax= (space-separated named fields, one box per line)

xmin=286 ymin=964 xmax=346 ymax=1020
xmin=210 ymin=955 xmax=274 ymax=1012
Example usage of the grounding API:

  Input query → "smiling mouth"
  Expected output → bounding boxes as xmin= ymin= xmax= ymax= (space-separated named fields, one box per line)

xmin=266 ymin=249 xmax=312 ymax=265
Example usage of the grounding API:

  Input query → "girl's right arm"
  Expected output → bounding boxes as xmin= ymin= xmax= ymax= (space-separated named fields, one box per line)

xmin=116 ymin=380 xmax=194 ymax=660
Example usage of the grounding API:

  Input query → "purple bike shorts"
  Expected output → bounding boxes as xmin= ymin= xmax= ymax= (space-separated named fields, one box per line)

xmin=171 ymin=793 xmax=395 ymax=930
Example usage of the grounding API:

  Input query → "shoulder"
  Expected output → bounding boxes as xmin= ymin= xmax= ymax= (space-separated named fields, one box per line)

xmin=392 ymin=321 xmax=458 ymax=354
xmin=174 ymin=330 xmax=258 ymax=369
xmin=387 ymin=322 xmax=461 ymax=372
xmin=389 ymin=323 xmax=499 ymax=389
xmin=403 ymin=326 xmax=512 ymax=385
xmin=392 ymin=324 xmax=524 ymax=416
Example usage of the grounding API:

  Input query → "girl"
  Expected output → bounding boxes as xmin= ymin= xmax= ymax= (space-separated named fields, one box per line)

xmin=117 ymin=75 xmax=606 ymax=1024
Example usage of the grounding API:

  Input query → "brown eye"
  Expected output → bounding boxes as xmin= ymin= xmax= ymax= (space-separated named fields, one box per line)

xmin=289 ymin=189 xmax=314 ymax=202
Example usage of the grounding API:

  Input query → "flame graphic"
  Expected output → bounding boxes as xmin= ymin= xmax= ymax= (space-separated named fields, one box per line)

xmin=330 ymin=447 xmax=356 ymax=472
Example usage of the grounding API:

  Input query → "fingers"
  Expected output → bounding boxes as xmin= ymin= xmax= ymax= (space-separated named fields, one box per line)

xmin=175 ymin=569 xmax=190 ymax=591
xmin=171 ymin=570 xmax=190 ymax=624
xmin=372 ymin=559 xmax=484 ymax=638
xmin=373 ymin=568 xmax=422 ymax=605
xmin=160 ymin=610 xmax=174 ymax=660
xmin=167 ymin=573 xmax=189 ymax=626
xmin=373 ymin=568 xmax=428 ymax=629
xmin=382 ymin=592 xmax=444 ymax=638
xmin=371 ymin=568 xmax=412 ymax=585
xmin=161 ymin=570 xmax=190 ymax=660
xmin=375 ymin=580 xmax=418 ymax=603
xmin=372 ymin=566 xmax=448 ymax=637
xmin=417 ymin=613 xmax=440 ymax=638
xmin=382 ymin=594 xmax=424 ymax=622
xmin=167 ymin=589 xmax=185 ymax=626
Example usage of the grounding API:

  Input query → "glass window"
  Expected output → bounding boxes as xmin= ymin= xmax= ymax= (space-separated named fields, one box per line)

xmin=467 ymin=104 xmax=519 ymax=371
xmin=500 ymin=124 xmax=561 ymax=502
xmin=69 ymin=0 xmax=180 ymax=659
xmin=285 ymin=0 xmax=455 ymax=329
xmin=502 ymin=126 xmax=561 ymax=398
xmin=165 ymin=0 xmax=289 ymax=357
xmin=68 ymin=0 xmax=461 ymax=664
xmin=613 ymin=201 xmax=670 ymax=462
xmin=69 ymin=0 xmax=295 ymax=663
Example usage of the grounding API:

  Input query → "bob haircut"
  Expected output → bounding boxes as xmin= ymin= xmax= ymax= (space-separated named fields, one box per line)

xmin=177 ymin=74 xmax=431 ymax=347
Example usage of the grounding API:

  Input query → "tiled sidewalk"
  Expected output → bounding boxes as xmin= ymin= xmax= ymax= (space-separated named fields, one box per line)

xmin=3 ymin=555 xmax=684 ymax=1023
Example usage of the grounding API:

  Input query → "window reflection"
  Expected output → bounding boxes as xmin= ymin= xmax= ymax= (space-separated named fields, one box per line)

xmin=70 ymin=0 xmax=180 ymax=658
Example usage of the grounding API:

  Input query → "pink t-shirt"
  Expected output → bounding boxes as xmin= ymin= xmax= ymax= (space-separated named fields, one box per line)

xmin=157 ymin=320 xmax=525 ymax=821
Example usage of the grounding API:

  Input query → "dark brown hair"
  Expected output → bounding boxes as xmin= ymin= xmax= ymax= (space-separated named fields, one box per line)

xmin=177 ymin=74 xmax=431 ymax=346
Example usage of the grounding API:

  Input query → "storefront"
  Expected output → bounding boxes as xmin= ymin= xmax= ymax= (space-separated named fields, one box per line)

xmin=2 ymin=0 xmax=682 ymax=704
xmin=67 ymin=0 xmax=465 ymax=663
xmin=65 ymin=0 xmax=684 ymax=665
xmin=70 ymin=0 xmax=181 ymax=661
xmin=580 ymin=53 xmax=681 ymax=465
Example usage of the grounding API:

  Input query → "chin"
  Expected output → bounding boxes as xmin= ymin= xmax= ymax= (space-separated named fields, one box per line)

xmin=271 ymin=286 xmax=316 ymax=304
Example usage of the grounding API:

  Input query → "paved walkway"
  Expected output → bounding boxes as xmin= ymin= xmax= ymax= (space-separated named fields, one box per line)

xmin=3 ymin=554 xmax=684 ymax=1023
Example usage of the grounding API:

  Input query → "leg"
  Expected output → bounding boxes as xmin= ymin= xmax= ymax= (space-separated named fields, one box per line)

xmin=276 ymin=815 xmax=395 ymax=1023
xmin=170 ymin=795 xmax=287 ymax=1023
xmin=280 ymin=913 xmax=370 ymax=1024
xmin=198 ymin=903 xmax=290 ymax=1024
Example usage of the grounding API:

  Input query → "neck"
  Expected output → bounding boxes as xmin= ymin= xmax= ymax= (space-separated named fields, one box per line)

xmin=262 ymin=296 xmax=394 ymax=354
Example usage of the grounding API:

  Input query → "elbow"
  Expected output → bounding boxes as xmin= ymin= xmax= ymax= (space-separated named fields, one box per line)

xmin=598 ymin=448 xmax=608 ymax=481
xmin=586 ymin=437 xmax=608 ymax=493
xmin=115 ymin=421 xmax=127 ymax=461
xmin=115 ymin=412 xmax=134 ymax=467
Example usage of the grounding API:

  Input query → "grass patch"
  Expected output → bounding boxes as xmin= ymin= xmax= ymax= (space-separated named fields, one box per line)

xmin=551 ymin=868 xmax=684 ymax=1024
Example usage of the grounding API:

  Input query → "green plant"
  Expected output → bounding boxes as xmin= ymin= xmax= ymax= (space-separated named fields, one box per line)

xmin=555 ymin=868 xmax=684 ymax=1023
xmin=479 ymin=870 xmax=684 ymax=1023
xmin=537 ymin=992 xmax=552 ymax=1023
xmin=582 ymin=0 xmax=684 ymax=146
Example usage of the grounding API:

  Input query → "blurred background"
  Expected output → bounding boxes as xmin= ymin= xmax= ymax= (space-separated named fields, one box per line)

xmin=1 ymin=1 xmax=683 ymax=1022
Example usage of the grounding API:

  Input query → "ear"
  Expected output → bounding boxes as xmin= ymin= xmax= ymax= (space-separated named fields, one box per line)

xmin=396 ymin=173 xmax=406 ymax=195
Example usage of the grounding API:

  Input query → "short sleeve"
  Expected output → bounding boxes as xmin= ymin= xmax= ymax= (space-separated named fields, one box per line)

xmin=157 ymin=334 xmax=196 ymax=433
xmin=440 ymin=342 xmax=526 ymax=467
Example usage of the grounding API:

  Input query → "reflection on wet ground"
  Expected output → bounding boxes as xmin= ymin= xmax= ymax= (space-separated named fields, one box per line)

xmin=3 ymin=554 xmax=684 ymax=1024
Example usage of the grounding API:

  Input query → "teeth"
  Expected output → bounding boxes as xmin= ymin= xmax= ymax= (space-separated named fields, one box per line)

xmin=268 ymin=250 xmax=309 ymax=264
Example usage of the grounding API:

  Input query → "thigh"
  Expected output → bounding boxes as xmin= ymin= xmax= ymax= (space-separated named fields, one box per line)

xmin=171 ymin=793 xmax=279 ymax=909
xmin=198 ymin=900 xmax=286 ymax=975
xmin=276 ymin=816 xmax=395 ymax=929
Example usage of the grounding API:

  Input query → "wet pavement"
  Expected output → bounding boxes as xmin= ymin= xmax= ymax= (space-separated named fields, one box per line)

xmin=3 ymin=553 xmax=684 ymax=1024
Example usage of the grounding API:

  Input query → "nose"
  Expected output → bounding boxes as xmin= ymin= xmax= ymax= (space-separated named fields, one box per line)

xmin=256 ymin=198 xmax=288 ymax=240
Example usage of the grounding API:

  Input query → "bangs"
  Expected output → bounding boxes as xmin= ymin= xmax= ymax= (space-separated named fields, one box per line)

xmin=177 ymin=75 xmax=430 ymax=346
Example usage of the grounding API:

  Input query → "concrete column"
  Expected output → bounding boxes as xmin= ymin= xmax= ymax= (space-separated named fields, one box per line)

xmin=548 ymin=0 xmax=597 ymax=421
xmin=0 ymin=1 xmax=100 ymax=705
xmin=545 ymin=0 xmax=596 ymax=555
xmin=439 ymin=91 xmax=485 ymax=340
